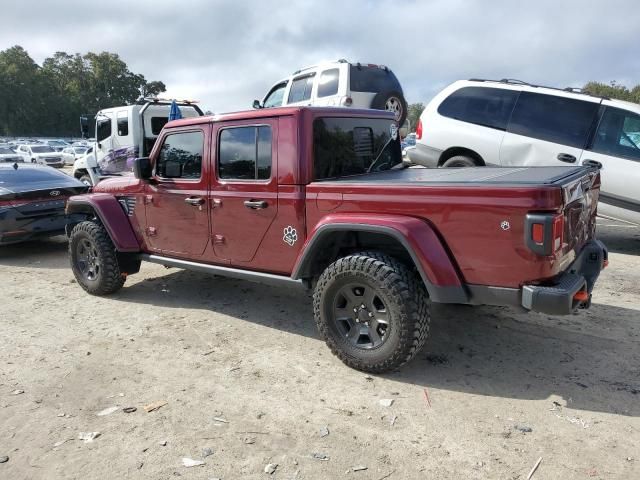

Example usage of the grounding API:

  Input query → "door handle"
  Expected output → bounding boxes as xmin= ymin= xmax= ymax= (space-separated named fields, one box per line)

xmin=582 ymin=159 xmax=603 ymax=170
xmin=244 ymin=199 xmax=268 ymax=209
xmin=557 ymin=153 xmax=577 ymax=163
xmin=184 ymin=196 xmax=205 ymax=206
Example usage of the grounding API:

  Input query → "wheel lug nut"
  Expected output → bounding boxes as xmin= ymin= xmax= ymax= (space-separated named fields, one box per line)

xmin=368 ymin=312 xmax=373 ymax=317
xmin=361 ymin=304 xmax=366 ymax=309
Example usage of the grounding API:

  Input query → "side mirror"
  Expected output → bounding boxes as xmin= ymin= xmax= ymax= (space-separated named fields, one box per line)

xmin=252 ymin=99 xmax=262 ymax=109
xmin=163 ymin=160 xmax=183 ymax=178
xmin=133 ymin=157 xmax=152 ymax=180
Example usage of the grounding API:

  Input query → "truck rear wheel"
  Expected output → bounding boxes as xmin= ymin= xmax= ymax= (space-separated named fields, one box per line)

xmin=313 ymin=251 xmax=430 ymax=373
xmin=69 ymin=221 xmax=126 ymax=295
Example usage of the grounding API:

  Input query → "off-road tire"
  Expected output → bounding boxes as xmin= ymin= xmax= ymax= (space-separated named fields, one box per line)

xmin=69 ymin=221 xmax=125 ymax=295
xmin=313 ymin=251 xmax=430 ymax=373
xmin=441 ymin=155 xmax=478 ymax=167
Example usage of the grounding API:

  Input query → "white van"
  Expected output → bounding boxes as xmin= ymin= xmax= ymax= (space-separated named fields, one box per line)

xmin=409 ymin=79 xmax=640 ymax=225
xmin=73 ymin=99 xmax=203 ymax=185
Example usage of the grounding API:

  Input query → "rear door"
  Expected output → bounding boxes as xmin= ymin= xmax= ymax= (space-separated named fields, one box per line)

xmin=435 ymin=86 xmax=519 ymax=165
xmin=211 ymin=120 xmax=278 ymax=264
xmin=285 ymin=73 xmax=316 ymax=107
xmin=500 ymin=90 xmax=600 ymax=166
xmin=144 ymin=127 xmax=210 ymax=257
xmin=580 ymin=103 xmax=640 ymax=224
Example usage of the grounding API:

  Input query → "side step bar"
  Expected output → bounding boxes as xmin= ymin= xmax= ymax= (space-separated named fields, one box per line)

xmin=139 ymin=254 xmax=305 ymax=289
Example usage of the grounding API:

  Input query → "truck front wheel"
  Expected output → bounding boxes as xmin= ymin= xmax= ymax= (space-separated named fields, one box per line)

xmin=313 ymin=251 xmax=430 ymax=373
xmin=69 ymin=221 xmax=126 ymax=295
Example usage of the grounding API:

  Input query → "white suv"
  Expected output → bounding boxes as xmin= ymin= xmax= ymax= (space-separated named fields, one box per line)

xmin=254 ymin=59 xmax=408 ymax=125
xmin=16 ymin=144 xmax=65 ymax=168
xmin=409 ymin=79 xmax=640 ymax=225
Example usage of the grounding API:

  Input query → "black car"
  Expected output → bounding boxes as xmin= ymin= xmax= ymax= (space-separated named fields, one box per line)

xmin=0 ymin=163 xmax=88 ymax=245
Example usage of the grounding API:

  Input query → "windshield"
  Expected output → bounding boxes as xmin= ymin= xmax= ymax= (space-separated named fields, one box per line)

xmin=48 ymin=140 xmax=66 ymax=146
xmin=74 ymin=147 xmax=88 ymax=154
xmin=313 ymin=117 xmax=402 ymax=180
xmin=31 ymin=146 xmax=55 ymax=153
xmin=0 ymin=147 xmax=15 ymax=155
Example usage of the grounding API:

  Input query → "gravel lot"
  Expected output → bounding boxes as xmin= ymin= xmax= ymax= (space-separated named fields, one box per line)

xmin=0 ymin=219 xmax=638 ymax=480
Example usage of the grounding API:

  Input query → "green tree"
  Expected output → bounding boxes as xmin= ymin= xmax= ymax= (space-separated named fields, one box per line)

xmin=583 ymin=81 xmax=640 ymax=104
xmin=0 ymin=46 xmax=167 ymax=137
xmin=406 ymin=102 xmax=425 ymax=132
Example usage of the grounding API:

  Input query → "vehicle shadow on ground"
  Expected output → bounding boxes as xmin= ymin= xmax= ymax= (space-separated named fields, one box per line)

xmin=113 ymin=268 xmax=639 ymax=417
xmin=0 ymin=235 xmax=69 ymax=269
xmin=597 ymin=222 xmax=640 ymax=255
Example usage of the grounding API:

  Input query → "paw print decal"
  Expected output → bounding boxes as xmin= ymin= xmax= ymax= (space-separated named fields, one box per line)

xmin=283 ymin=226 xmax=298 ymax=246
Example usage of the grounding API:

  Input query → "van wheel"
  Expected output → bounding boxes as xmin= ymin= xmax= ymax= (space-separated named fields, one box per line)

xmin=313 ymin=251 xmax=430 ymax=373
xmin=69 ymin=221 xmax=126 ymax=295
xmin=371 ymin=91 xmax=408 ymax=126
xmin=442 ymin=155 xmax=478 ymax=167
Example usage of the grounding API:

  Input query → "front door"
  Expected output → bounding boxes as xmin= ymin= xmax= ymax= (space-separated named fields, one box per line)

xmin=211 ymin=120 xmax=278 ymax=264
xmin=144 ymin=128 xmax=210 ymax=257
xmin=580 ymin=104 xmax=640 ymax=225
xmin=95 ymin=114 xmax=115 ymax=172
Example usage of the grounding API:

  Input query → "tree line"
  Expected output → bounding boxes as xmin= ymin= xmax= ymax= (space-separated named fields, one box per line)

xmin=0 ymin=45 xmax=166 ymax=137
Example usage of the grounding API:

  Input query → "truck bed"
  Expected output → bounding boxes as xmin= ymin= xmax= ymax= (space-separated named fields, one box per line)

xmin=319 ymin=165 xmax=592 ymax=186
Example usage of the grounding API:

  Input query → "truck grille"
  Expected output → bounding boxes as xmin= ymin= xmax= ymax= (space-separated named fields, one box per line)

xmin=44 ymin=157 xmax=61 ymax=163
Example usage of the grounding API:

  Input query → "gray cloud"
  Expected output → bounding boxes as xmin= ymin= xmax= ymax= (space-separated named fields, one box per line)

xmin=1 ymin=0 xmax=639 ymax=113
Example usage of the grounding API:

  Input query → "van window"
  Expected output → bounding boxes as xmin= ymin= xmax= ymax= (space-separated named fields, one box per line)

xmin=438 ymin=87 xmax=518 ymax=130
xmin=288 ymin=74 xmax=315 ymax=103
xmin=508 ymin=92 xmax=599 ymax=148
xmin=313 ymin=117 xmax=402 ymax=180
xmin=219 ymin=126 xmax=272 ymax=180
xmin=349 ymin=65 xmax=402 ymax=93
xmin=317 ymin=69 xmax=339 ymax=98
xmin=96 ymin=117 xmax=112 ymax=142
xmin=117 ymin=111 xmax=129 ymax=136
xmin=591 ymin=107 xmax=640 ymax=161
xmin=263 ymin=82 xmax=287 ymax=108
xmin=156 ymin=131 xmax=203 ymax=179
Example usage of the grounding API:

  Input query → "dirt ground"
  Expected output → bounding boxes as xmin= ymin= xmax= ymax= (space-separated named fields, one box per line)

xmin=0 ymin=220 xmax=639 ymax=480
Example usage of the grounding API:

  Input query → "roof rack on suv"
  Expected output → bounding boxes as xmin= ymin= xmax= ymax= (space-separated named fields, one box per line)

xmin=467 ymin=78 xmax=609 ymax=101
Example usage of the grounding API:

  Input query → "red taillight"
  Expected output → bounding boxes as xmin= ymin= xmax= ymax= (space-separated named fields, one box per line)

xmin=532 ymin=223 xmax=544 ymax=244
xmin=552 ymin=214 xmax=564 ymax=252
xmin=416 ymin=119 xmax=423 ymax=140
xmin=526 ymin=212 xmax=564 ymax=255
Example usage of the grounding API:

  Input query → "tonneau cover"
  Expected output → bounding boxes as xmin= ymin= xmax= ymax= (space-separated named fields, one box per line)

xmin=318 ymin=166 xmax=593 ymax=186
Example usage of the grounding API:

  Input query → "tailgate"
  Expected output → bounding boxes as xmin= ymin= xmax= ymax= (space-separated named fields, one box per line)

xmin=524 ymin=168 xmax=600 ymax=263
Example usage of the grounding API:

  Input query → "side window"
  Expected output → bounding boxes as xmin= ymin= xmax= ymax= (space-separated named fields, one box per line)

xmin=219 ymin=126 xmax=272 ymax=180
xmin=288 ymin=74 xmax=315 ymax=103
xmin=151 ymin=117 xmax=168 ymax=135
xmin=317 ymin=68 xmax=339 ymax=98
xmin=156 ymin=131 xmax=203 ymax=179
xmin=117 ymin=111 xmax=129 ymax=136
xmin=263 ymin=82 xmax=288 ymax=108
xmin=591 ymin=107 xmax=640 ymax=161
xmin=438 ymin=87 xmax=518 ymax=130
xmin=96 ymin=117 xmax=112 ymax=142
xmin=508 ymin=92 xmax=599 ymax=148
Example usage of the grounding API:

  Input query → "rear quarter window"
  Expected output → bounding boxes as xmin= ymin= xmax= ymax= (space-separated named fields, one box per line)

xmin=437 ymin=86 xmax=518 ymax=130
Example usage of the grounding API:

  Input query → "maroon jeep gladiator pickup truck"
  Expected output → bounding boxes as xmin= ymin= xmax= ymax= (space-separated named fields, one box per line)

xmin=66 ymin=107 xmax=607 ymax=372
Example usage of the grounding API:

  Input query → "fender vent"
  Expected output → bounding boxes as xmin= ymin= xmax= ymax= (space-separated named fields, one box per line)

xmin=117 ymin=196 xmax=136 ymax=216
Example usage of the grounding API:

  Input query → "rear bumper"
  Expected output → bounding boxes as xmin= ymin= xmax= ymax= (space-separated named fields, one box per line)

xmin=406 ymin=143 xmax=441 ymax=167
xmin=0 ymin=209 xmax=68 ymax=245
xmin=522 ymin=240 xmax=607 ymax=315
xmin=467 ymin=240 xmax=608 ymax=315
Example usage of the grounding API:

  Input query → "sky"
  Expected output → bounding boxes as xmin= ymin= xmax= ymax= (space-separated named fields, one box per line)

xmin=1 ymin=0 xmax=639 ymax=114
